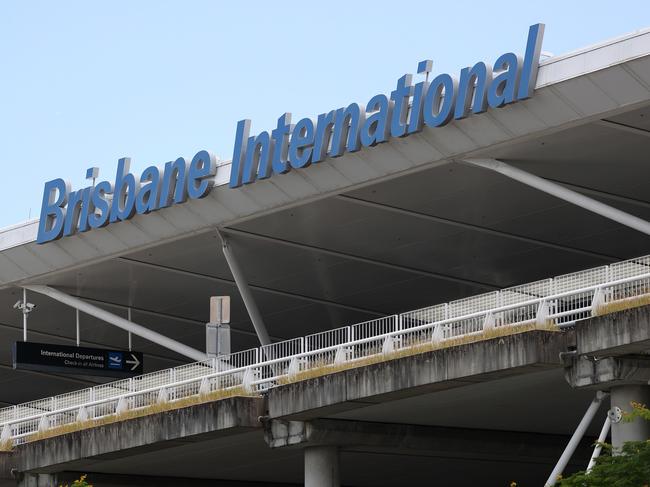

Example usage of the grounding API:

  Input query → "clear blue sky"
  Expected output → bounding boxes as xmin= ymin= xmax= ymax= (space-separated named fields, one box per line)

xmin=1 ymin=1 xmax=648 ymax=228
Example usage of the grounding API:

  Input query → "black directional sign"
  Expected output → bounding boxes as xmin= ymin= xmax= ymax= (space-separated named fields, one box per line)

xmin=13 ymin=341 xmax=144 ymax=378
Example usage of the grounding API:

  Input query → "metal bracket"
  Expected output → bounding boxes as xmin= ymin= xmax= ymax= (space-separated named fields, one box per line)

xmin=608 ymin=406 xmax=623 ymax=424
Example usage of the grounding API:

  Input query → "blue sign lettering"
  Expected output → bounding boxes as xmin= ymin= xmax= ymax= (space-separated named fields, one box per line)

xmin=229 ymin=23 xmax=545 ymax=188
xmin=36 ymin=24 xmax=545 ymax=244
xmin=36 ymin=150 xmax=217 ymax=244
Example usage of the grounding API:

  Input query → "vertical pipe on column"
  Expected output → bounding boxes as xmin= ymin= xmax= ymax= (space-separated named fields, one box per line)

xmin=22 ymin=288 xmax=27 ymax=342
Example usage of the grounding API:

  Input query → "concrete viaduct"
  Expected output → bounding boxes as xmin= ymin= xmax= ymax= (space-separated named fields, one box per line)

xmin=2 ymin=306 xmax=649 ymax=486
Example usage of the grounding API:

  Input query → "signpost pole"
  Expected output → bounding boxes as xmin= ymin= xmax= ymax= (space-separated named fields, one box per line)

xmin=206 ymin=296 xmax=231 ymax=358
xmin=127 ymin=308 xmax=132 ymax=352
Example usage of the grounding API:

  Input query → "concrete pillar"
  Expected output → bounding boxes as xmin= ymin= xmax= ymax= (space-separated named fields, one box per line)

xmin=304 ymin=446 xmax=339 ymax=487
xmin=610 ymin=384 xmax=650 ymax=450
xmin=16 ymin=473 xmax=58 ymax=487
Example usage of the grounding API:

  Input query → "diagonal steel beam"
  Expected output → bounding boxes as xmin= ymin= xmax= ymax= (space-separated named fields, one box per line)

xmin=463 ymin=158 xmax=650 ymax=237
xmin=336 ymin=195 xmax=619 ymax=262
xmin=24 ymin=285 xmax=207 ymax=362
xmin=545 ymin=177 xmax=650 ymax=211
xmin=221 ymin=227 xmax=499 ymax=291
xmin=118 ymin=256 xmax=386 ymax=317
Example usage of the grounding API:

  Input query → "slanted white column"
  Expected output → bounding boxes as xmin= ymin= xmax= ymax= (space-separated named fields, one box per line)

xmin=462 ymin=158 xmax=650 ymax=236
xmin=305 ymin=446 xmax=340 ymax=487
xmin=217 ymin=229 xmax=271 ymax=347
xmin=610 ymin=385 xmax=650 ymax=451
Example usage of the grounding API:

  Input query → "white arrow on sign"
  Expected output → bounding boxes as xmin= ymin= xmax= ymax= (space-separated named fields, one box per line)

xmin=125 ymin=354 xmax=141 ymax=371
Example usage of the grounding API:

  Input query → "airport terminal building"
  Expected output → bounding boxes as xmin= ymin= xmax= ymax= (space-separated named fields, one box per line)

xmin=1 ymin=23 xmax=650 ymax=486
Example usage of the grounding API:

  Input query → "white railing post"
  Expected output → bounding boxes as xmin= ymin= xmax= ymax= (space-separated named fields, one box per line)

xmin=591 ymin=287 xmax=605 ymax=316
xmin=288 ymin=357 xmax=300 ymax=377
xmin=242 ymin=367 xmax=254 ymax=393
xmin=115 ymin=396 xmax=128 ymax=415
xmin=483 ymin=312 xmax=495 ymax=332
xmin=536 ymin=300 xmax=549 ymax=326
xmin=334 ymin=347 xmax=346 ymax=365
xmin=382 ymin=336 xmax=394 ymax=355
xmin=38 ymin=414 xmax=49 ymax=432
xmin=157 ymin=387 xmax=168 ymax=404
xmin=199 ymin=377 xmax=210 ymax=396
xmin=0 ymin=424 xmax=10 ymax=443
xmin=77 ymin=406 xmax=88 ymax=422
xmin=432 ymin=323 xmax=444 ymax=343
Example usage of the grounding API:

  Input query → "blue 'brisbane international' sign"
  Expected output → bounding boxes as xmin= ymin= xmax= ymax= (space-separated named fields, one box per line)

xmin=36 ymin=24 xmax=544 ymax=245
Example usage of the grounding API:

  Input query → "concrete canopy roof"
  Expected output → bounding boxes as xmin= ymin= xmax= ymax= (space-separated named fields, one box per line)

xmin=0 ymin=26 xmax=649 ymax=415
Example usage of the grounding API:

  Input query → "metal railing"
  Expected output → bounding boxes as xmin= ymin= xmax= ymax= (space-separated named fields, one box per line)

xmin=2 ymin=254 xmax=650 ymax=446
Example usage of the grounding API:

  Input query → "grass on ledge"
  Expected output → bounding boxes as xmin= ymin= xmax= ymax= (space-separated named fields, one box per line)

xmin=593 ymin=294 xmax=650 ymax=316
xmin=278 ymin=321 xmax=560 ymax=385
xmin=19 ymin=386 xmax=256 ymax=446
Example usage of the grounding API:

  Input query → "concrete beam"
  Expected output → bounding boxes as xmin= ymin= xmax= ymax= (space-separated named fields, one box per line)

xmin=0 ymin=455 xmax=13 ymax=483
xmin=266 ymin=331 xmax=571 ymax=419
xmin=574 ymin=305 xmax=650 ymax=357
xmin=7 ymin=397 xmax=264 ymax=475
xmin=564 ymin=355 xmax=650 ymax=389
xmin=264 ymin=418 xmax=596 ymax=470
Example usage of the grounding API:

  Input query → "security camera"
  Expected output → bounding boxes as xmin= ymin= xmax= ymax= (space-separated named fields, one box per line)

xmin=13 ymin=301 xmax=36 ymax=313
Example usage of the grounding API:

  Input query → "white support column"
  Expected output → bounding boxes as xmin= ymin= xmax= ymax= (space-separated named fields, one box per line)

xmin=610 ymin=384 xmax=650 ymax=451
xmin=305 ymin=446 xmax=340 ymax=487
xmin=545 ymin=391 xmax=607 ymax=486
xmin=462 ymin=158 xmax=650 ymax=236
xmin=217 ymin=229 xmax=271 ymax=347
xmin=24 ymin=285 xmax=206 ymax=362
xmin=587 ymin=416 xmax=611 ymax=472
